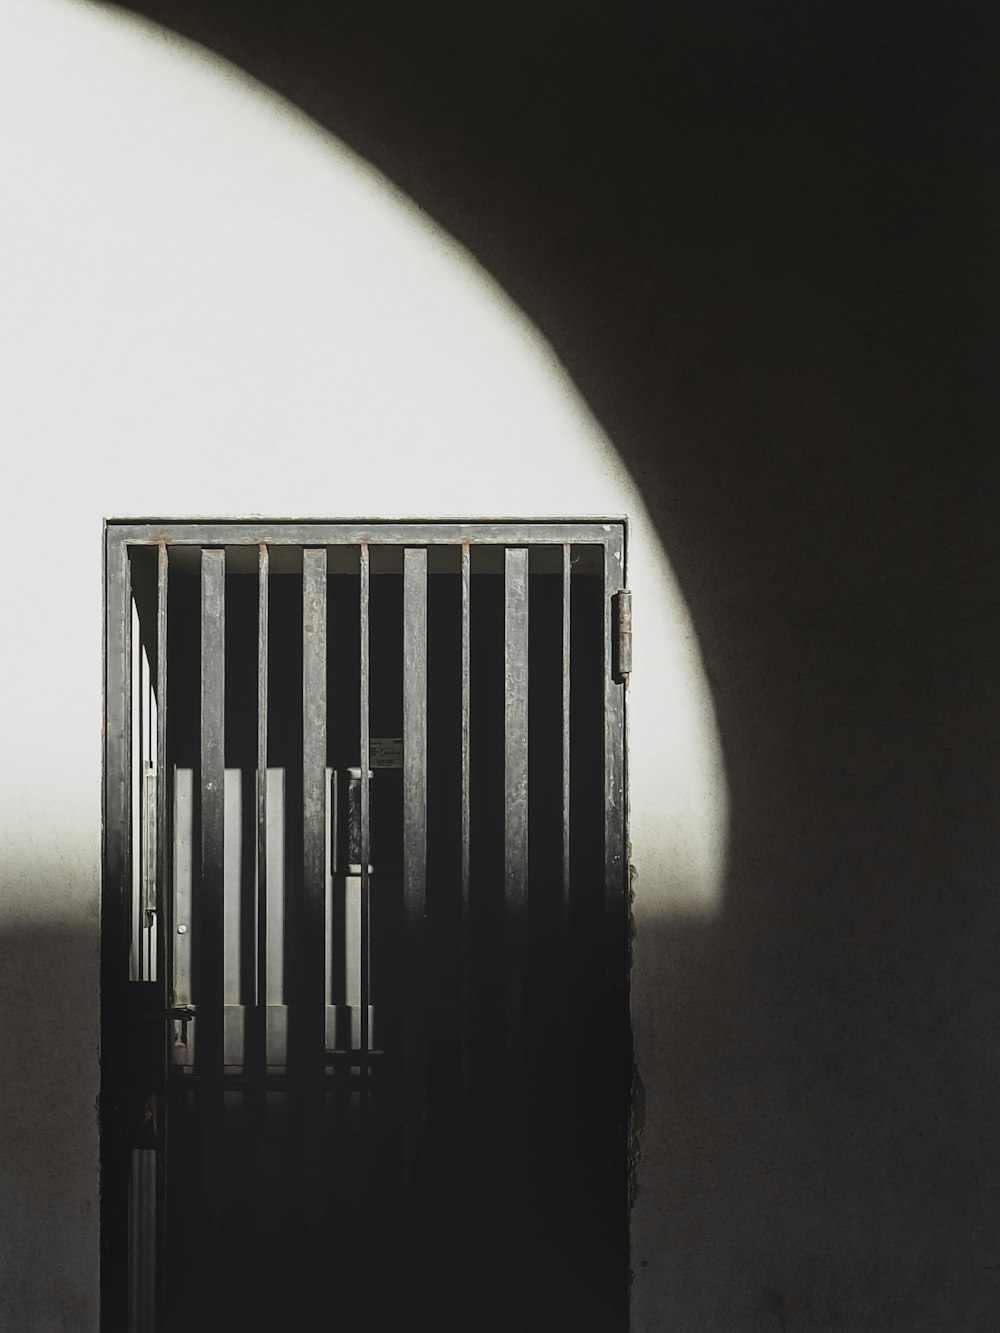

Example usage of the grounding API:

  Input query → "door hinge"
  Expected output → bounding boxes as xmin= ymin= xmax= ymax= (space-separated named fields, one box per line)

xmin=613 ymin=589 xmax=632 ymax=681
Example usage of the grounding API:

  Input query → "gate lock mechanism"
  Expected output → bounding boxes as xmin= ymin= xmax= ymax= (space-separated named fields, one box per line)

xmin=165 ymin=1004 xmax=196 ymax=1059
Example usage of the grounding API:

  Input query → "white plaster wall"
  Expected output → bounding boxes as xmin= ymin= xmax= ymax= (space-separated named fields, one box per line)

xmin=0 ymin=1 xmax=726 ymax=1324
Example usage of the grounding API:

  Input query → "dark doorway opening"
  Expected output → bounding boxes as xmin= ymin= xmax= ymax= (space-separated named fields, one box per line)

xmin=103 ymin=522 xmax=629 ymax=1333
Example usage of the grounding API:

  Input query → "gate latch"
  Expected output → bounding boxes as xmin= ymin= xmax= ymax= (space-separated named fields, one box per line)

xmin=166 ymin=1005 xmax=196 ymax=1065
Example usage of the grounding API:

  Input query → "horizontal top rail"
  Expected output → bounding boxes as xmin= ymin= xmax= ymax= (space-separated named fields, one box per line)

xmin=107 ymin=520 xmax=624 ymax=548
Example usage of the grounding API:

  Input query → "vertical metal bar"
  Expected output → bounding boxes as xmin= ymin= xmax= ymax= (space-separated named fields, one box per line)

xmin=461 ymin=544 xmax=471 ymax=933
xmin=359 ymin=545 xmax=371 ymax=1076
xmin=128 ymin=1149 xmax=156 ymax=1333
xmin=103 ymin=533 xmax=132 ymax=1331
xmin=352 ymin=545 xmax=372 ymax=1278
xmin=199 ymin=548 xmax=226 ymax=1291
xmin=603 ymin=530 xmax=627 ymax=977
xmin=504 ymin=549 xmax=530 ymax=910
xmin=139 ymin=619 xmax=146 ymax=977
xmin=558 ymin=542 xmax=574 ymax=1285
xmin=301 ymin=548 xmax=328 ymax=1235
xmin=402 ymin=547 xmax=428 ymax=1272
xmin=249 ymin=544 xmax=269 ymax=1249
xmin=459 ymin=540 xmax=472 ymax=1272
xmin=603 ymin=528 xmax=629 ymax=1329
xmin=130 ymin=607 xmax=140 ymax=981
xmin=172 ymin=770 xmax=194 ymax=1018
xmin=143 ymin=633 xmax=156 ymax=980
xmin=256 ymin=546 xmax=269 ymax=1057
xmin=143 ymin=756 xmax=156 ymax=982
xmin=504 ymin=546 xmax=529 ymax=1327
xmin=150 ymin=665 xmax=157 ymax=975
xmin=153 ymin=542 xmax=169 ymax=1329
xmin=302 ymin=549 xmax=328 ymax=1053
xmin=144 ymin=640 xmax=151 ymax=974
xmin=562 ymin=543 xmax=572 ymax=921
xmin=461 ymin=544 xmax=471 ymax=983
xmin=200 ymin=549 xmax=227 ymax=1051
xmin=156 ymin=544 xmax=169 ymax=988
xmin=265 ymin=766 xmax=286 ymax=1058
xmin=132 ymin=615 xmax=142 ymax=981
xmin=141 ymin=625 xmax=152 ymax=980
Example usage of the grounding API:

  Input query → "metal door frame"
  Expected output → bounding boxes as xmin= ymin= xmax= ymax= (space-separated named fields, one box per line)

xmin=102 ymin=517 xmax=630 ymax=1331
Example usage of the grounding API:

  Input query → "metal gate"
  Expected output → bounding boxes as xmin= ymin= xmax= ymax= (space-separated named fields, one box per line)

xmin=102 ymin=521 xmax=629 ymax=1333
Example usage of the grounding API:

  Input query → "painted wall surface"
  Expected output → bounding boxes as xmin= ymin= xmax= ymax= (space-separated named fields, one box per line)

xmin=59 ymin=2 xmax=997 ymax=1330
xmin=0 ymin=3 xmax=725 ymax=1326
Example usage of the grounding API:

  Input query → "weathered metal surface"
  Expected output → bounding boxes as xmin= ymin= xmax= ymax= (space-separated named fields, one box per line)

xmin=102 ymin=531 xmax=131 ymax=1329
xmin=153 ymin=541 xmax=169 ymax=1323
xmin=603 ymin=524 xmax=630 ymax=1332
xmin=110 ymin=519 xmax=624 ymax=548
xmin=504 ymin=546 xmax=529 ymax=1325
xmin=198 ymin=547 xmax=226 ymax=1311
xmin=302 ymin=549 xmax=328 ymax=1052
xmin=504 ymin=547 xmax=530 ymax=916
xmin=155 ymin=543 xmax=169 ymax=984
xmin=301 ymin=548 xmax=328 ymax=1235
xmin=171 ymin=769 xmax=193 ymax=1035
xmin=199 ymin=551 xmax=226 ymax=1072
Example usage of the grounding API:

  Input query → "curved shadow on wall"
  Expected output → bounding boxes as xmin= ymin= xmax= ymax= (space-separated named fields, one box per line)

xmin=96 ymin=0 xmax=989 ymax=612
xmin=45 ymin=1 xmax=1000 ymax=1325
xmin=95 ymin=0 xmax=996 ymax=904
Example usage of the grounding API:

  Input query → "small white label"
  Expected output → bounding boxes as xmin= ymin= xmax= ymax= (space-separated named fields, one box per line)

xmin=370 ymin=737 xmax=403 ymax=769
